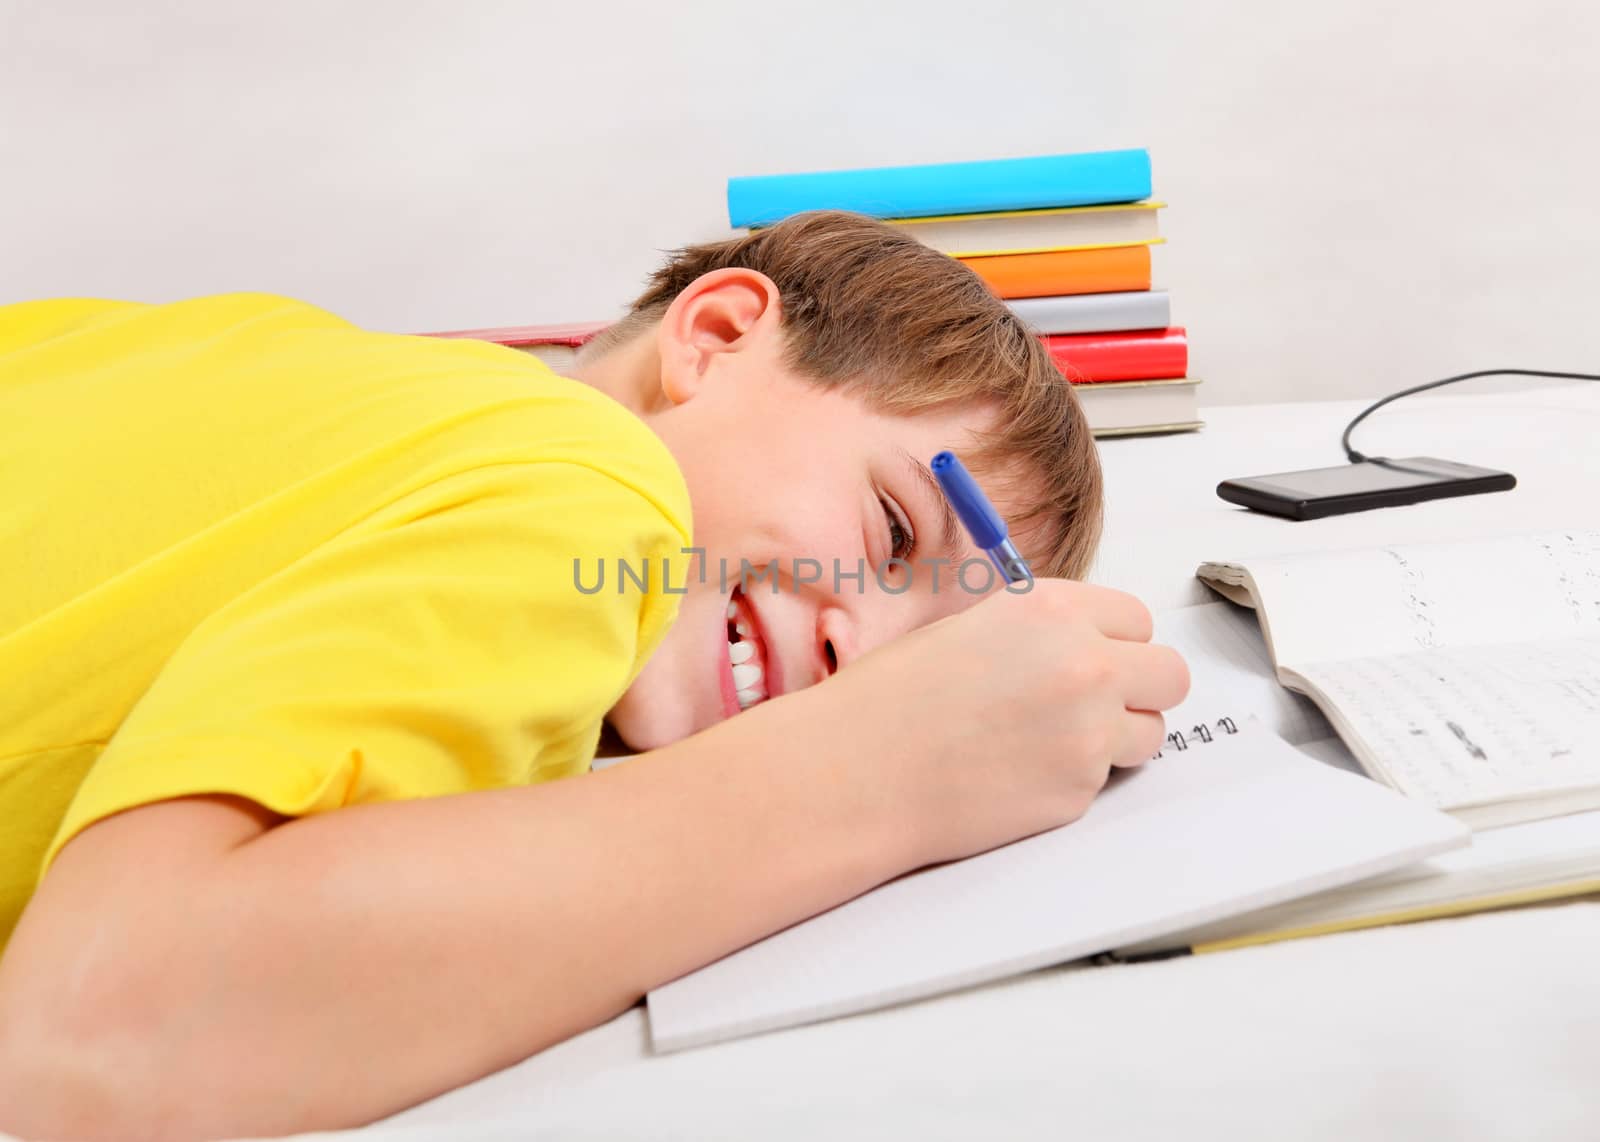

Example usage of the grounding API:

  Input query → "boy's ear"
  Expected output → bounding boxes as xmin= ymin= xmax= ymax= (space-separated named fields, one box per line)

xmin=655 ymin=267 xmax=781 ymax=405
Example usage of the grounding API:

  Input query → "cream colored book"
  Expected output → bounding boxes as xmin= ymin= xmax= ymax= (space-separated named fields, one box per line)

xmin=885 ymin=200 xmax=1162 ymax=256
xmin=1073 ymin=377 xmax=1202 ymax=437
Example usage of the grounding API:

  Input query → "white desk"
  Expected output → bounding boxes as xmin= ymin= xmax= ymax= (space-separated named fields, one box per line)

xmin=188 ymin=387 xmax=1600 ymax=1141
xmin=1094 ymin=381 xmax=1600 ymax=613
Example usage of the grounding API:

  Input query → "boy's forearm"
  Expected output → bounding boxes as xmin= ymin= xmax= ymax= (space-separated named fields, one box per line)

xmin=2 ymin=694 xmax=907 ymax=1139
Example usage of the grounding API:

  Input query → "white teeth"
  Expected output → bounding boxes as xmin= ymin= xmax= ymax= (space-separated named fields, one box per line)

xmin=723 ymin=593 xmax=766 ymax=713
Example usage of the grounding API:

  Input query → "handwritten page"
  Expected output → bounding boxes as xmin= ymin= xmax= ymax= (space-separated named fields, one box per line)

xmin=646 ymin=724 xmax=1466 ymax=1053
xmin=1199 ymin=530 xmax=1600 ymax=667
xmin=1291 ymin=636 xmax=1600 ymax=826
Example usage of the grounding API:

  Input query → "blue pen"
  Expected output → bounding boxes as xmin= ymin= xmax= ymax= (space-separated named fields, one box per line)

xmin=930 ymin=451 xmax=1034 ymax=586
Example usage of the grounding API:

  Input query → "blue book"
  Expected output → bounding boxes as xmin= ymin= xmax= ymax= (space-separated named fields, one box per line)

xmin=727 ymin=149 xmax=1151 ymax=229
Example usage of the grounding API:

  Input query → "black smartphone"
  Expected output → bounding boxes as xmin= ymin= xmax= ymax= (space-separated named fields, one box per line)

xmin=1216 ymin=456 xmax=1516 ymax=520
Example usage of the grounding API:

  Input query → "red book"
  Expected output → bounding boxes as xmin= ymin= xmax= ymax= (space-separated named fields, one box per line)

xmin=1043 ymin=326 xmax=1186 ymax=383
xmin=417 ymin=320 xmax=609 ymax=372
xmin=417 ymin=320 xmax=608 ymax=349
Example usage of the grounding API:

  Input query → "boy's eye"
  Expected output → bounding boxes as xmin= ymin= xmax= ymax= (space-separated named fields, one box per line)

xmin=881 ymin=497 xmax=915 ymax=562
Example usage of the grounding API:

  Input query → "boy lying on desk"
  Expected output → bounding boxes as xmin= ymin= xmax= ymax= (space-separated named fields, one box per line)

xmin=0 ymin=211 xmax=1188 ymax=1139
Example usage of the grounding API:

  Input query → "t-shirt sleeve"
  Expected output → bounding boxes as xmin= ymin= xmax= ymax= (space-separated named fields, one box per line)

xmin=42 ymin=459 xmax=690 ymax=872
xmin=0 ymin=298 xmax=147 ymax=355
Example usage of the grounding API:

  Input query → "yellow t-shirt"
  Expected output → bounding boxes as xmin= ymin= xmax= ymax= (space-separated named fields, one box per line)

xmin=0 ymin=293 xmax=692 ymax=951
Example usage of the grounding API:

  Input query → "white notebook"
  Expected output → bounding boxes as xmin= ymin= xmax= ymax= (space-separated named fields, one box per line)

xmin=646 ymin=720 xmax=1465 ymax=1053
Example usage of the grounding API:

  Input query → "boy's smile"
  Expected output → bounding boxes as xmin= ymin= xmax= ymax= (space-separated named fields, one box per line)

xmin=723 ymin=586 xmax=777 ymax=714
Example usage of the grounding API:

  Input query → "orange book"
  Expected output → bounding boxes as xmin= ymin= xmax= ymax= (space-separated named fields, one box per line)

xmin=959 ymin=244 xmax=1151 ymax=299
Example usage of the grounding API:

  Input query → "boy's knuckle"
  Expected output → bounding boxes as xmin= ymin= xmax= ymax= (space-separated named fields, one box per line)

xmin=1023 ymin=579 xmax=1073 ymax=615
xmin=1060 ymin=655 xmax=1114 ymax=694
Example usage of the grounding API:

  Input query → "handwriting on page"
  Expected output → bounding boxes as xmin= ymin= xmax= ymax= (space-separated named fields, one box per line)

xmin=1383 ymin=532 xmax=1600 ymax=649
xmin=1380 ymin=546 xmax=1439 ymax=648
xmin=1537 ymin=532 xmax=1600 ymax=628
xmin=1231 ymin=530 xmax=1600 ymax=667
xmin=1295 ymin=635 xmax=1600 ymax=809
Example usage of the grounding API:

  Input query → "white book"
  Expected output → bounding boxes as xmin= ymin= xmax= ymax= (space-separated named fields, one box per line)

xmin=1007 ymin=290 xmax=1171 ymax=335
xmin=646 ymin=720 xmax=1464 ymax=1053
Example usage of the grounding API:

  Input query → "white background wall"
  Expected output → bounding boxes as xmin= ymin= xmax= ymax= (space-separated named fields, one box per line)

xmin=4 ymin=0 xmax=1596 ymax=405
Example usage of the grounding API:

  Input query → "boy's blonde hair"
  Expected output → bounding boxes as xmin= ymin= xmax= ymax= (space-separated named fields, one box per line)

xmin=586 ymin=210 xmax=1103 ymax=580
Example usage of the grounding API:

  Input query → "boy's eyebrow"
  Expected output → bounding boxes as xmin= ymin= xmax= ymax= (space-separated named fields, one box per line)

xmin=897 ymin=448 xmax=965 ymax=556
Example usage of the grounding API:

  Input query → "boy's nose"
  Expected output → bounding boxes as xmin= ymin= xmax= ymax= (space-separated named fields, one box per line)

xmin=815 ymin=605 xmax=856 ymax=680
xmin=813 ymin=578 xmax=969 ymax=684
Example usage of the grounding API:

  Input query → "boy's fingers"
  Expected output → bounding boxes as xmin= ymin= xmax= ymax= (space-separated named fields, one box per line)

xmin=1021 ymin=581 xmax=1152 ymax=642
xmin=1113 ymin=640 xmax=1191 ymax=712
xmin=1113 ymin=709 xmax=1167 ymax=768
xmin=1077 ymin=585 xmax=1154 ymax=642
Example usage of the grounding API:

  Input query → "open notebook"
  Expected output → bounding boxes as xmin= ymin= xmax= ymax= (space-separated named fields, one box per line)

xmin=1196 ymin=529 xmax=1600 ymax=828
xmin=646 ymin=718 xmax=1464 ymax=1052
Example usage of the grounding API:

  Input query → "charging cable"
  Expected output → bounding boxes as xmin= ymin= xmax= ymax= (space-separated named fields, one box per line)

xmin=1341 ymin=369 xmax=1600 ymax=463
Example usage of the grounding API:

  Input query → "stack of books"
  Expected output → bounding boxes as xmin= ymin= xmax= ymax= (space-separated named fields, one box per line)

xmin=726 ymin=148 xmax=1201 ymax=438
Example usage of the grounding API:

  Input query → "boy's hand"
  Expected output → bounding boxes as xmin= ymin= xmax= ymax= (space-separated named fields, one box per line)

xmin=784 ymin=580 xmax=1189 ymax=869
